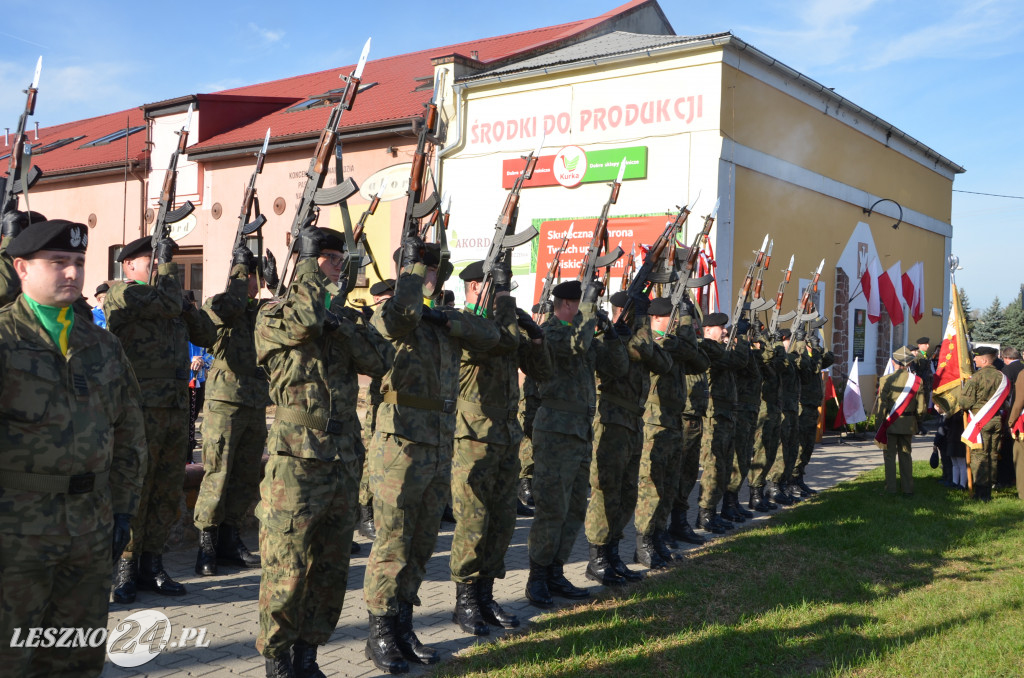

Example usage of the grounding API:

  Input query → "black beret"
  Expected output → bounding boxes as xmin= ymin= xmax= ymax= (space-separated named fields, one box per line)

xmin=319 ymin=228 xmax=345 ymax=252
xmin=552 ymin=280 xmax=582 ymax=300
xmin=459 ymin=260 xmax=485 ymax=282
xmin=531 ymin=303 xmax=540 ymax=314
xmin=6 ymin=219 xmax=89 ymax=258
xmin=116 ymin=235 xmax=176 ymax=263
xmin=777 ymin=328 xmax=792 ymax=339
xmin=702 ymin=312 xmax=729 ymax=328
xmin=648 ymin=297 xmax=673 ymax=317
xmin=95 ymin=282 xmax=109 ymax=296
xmin=369 ymin=279 xmax=395 ymax=296
xmin=974 ymin=346 xmax=998 ymax=357
xmin=916 ymin=337 xmax=930 ymax=345
xmin=609 ymin=291 xmax=628 ymax=308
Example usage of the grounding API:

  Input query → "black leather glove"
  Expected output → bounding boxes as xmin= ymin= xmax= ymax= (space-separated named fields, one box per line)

xmin=421 ymin=306 xmax=449 ymax=326
xmin=583 ymin=280 xmax=604 ymax=305
xmin=516 ymin=308 xmax=544 ymax=340
xmin=613 ymin=319 xmax=632 ymax=338
xmin=631 ymin=293 xmax=651 ymax=317
xmin=154 ymin=237 xmax=175 ymax=265
xmin=594 ymin=308 xmax=613 ymax=333
xmin=401 ymin=235 xmax=425 ymax=268
xmin=793 ymin=328 xmax=806 ymax=342
xmin=323 ymin=309 xmax=341 ymax=332
xmin=492 ymin=262 xmax=512 ymax=293
xmin=539 ymin=300 xmax=553 ymax=315
xmin=679 ymin=296 xmax=696 ymax=320
xmin=773 ymin=330 xmax=786 ymax=342
xmin=810 ymin=332 xmax=822 ymax=349
xmin=1 ymin=207 xmax=28 ymax=240
xmin=112 ymin=513 xmax=131 ymax=563
xmin=296 ymin=223 xmax=324 ymax=261
xmin=232 ymin=246 xmax=257 ymax=272
xmin=262 ymin=249 xmax=279 ymax=290
xmin=736 ymin=318 xmax=751 ymax=336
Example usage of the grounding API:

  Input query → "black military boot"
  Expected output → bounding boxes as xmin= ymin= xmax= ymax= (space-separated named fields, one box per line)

xmin=358 ymin=502 xmax=376 ymax=540
xmin=549 ymin=562 xmax=590 ymax=599
xmin=767 ymin=480 xmax=794 ymax=506
xmin=112 ymin=555 xmax=138 ymax=604
xmin=217 ymin=524 xmax=261 ymax=568
xmin=759 ymin=490 xmax=779 ymax=511
xmin=653 ymin=530 xmax=683 ymax=563
xmin=453 ymin=581 xmax=490 ymax=636
xmin=795 ymin=476 xmax=818 ymax=496
xmin=365 ymin=613 xmax=409 ymax=675
xmin=784 ymin=482 xmax=805 ymax=502
xmin=669 ymin=507 xmax=689 ymax=541
xmin=525 ymin=559 xmax=554 ymax=608
xmin=714 ymin=509 xmax=736 ymax=530
xmin=608 ymin=540 xmax=643 ymax=581
xmin=733 ymin=491 xmax=754 ymax=519
xmin=675 ymin=516 xmax=706 ymax=545
xmin=748 ymin=485 xmax=765 ymax=511
xmin=137 ymin=552 xmax=186 ymax=596
xmin=720 ymin=494 xmax=746 ymax=523
xmin=586 ymin=543 xmax=627 ymax=586
xmin=516 ymin=497 xmax=535 ymax=517
xmin=661 ymin=528 xmax=680 ymax=550
xmin=634 ymin=533 xmax=668 ymax=569
xmin=195 ymin=528 xmax=218 ymax=576
xmin=478 ymin=578 xmax=519 ymax=628
xmin=396 ymin=601 xmax=440 ymax=664
xmin=292 ymin=640 xmax=326 ymax=678
xmin=266 ymin=653 xmax=297 ymax=678
xmin=697 ymin=507 xmax=725 ymax=534
xmin=518 ymin=477 xmax=535 ymax=508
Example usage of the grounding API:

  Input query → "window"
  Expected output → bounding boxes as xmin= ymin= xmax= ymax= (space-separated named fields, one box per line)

xmin=80 ymin=126 xmax=145 ymax=148
xmin=286 ymin=82 xmax=378 ymax=112
xmin=109 ymin=245 xmax=123 ymax=281
xmin=30 ymin=136 xmax=85 ymax=155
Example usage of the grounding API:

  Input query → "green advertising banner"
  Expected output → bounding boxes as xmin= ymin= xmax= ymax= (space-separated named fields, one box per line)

xmin=582 ymin=146 xmax=648 ymax=183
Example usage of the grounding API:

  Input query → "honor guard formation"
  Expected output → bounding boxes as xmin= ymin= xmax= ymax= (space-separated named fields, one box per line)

xmin=0 ymin=30 xmax=1001 ymax=678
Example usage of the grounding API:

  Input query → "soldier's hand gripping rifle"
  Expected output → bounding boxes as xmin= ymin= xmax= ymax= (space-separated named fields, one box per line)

xmin=476 ymin=135 xmax=545 ymax=315
xmin=748 ymin=238 xmax=776 ymax=320
xmin=617 ymin=203 xmax=693 ymax=325
xmin=788 ymin=257 xmax=825 ymax=339
xmin=576 ymin=158 xmax=627 ymax=299
xmin=2 ymin=57 xmax=44 ymax=229
xmin=767 ymin=254 xmax=795 ymax=336
xmin=726 ymin=233 xmax=770 ymax=344
xmin=668 ymin=197 xmax=719 ymax=326
xmin=149 ymin=104 xmax=197 ymax=284
xmin=274 ymin=38 xmax=369 ymax=296
xmin=535 ymin=222 xmax=574 ymax=318
xmin=226 ymin=128 xmax=270 ymax=288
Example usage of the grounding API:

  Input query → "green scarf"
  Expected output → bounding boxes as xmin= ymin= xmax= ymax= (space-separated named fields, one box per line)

xmin=24 ymin=294 xmax=74 ymax=356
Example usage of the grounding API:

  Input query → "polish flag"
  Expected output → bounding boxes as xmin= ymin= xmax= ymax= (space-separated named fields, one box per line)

xmin=932 ymin=282 xmax=973 ymax=415
xmin=902 ymin=261 xmax=925 ymax=324
xmin=842 ymin=357 xmax=868 ymax=426
xmin=861 ymin=258 xmax=882 ymax=324
xmin=878 ymin=261 xmax=904 ymax=326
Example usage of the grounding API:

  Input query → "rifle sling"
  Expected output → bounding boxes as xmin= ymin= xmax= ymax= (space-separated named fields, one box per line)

xmin=274 ymin=407 xmax=343 ymax=435
xmin=542 ymin=398 xmax=596 ymax=418
xmin=382 ymin=391 xmax=456 ymax=414
xmin=599 ymin=393 xmax=645 ymax=417
xmin=0 ymin=469 xmax=109 ymax=495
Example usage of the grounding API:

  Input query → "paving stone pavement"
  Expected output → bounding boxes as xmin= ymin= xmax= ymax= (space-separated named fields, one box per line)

xmin=100 ymin=433 xmax=935 ymax=677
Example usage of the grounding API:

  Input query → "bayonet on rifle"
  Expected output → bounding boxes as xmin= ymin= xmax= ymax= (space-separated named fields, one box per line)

xmin=1 ymin=56 xmax=44 ymax=223
xmin=536 ymin=221 xmax=573 ymax=318
xmin=577 ymin=158 xmax=627 ymax=297
xmin=149 ymin=104 xmax=196 ymax=284
xmin=726 ymin=233 xmax=769 ymax=343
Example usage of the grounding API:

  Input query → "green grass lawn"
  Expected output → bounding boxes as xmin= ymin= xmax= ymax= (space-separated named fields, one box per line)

xmin=435 ymin=462 xmax=1024 ymax=677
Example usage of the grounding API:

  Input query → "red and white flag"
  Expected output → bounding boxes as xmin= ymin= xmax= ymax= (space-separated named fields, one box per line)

xmin=874 ymin=372 xmax=923 ymax=448
xmin=878 ymin=261 xmax=904 ymax=325
xmin=861 ymin=258 xmax=882 ymax=324
xmin=962 ymin=373 xmax=1010 ymax=450
xmin=902 ymin=261 xmax=925 ymax=324
xmin=932 ymin=282 xmax=973 ymax=415
xmin=842 ymin=356 xmax=867 ymax=426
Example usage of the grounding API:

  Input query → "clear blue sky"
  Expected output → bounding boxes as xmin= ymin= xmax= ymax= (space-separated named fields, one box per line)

xmin=2 ymin=0 xmax=1021 ymax=309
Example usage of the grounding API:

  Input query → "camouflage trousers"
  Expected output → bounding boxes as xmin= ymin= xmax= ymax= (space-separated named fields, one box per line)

xmin=883 ymin=434 xmax=915 ymax=494
xmin=0 ymin=529 xmax=110 ymax=677
xmin=748 ymin=407 xmax=781 ymax=488
xmin=673 ymin=415 xmax=703 ymax=513
xmin=364 ymin=433 xmax=450 ymax=616
xmin=255 ymin=453 xmax=358 ymax=657
xmin=528 ymin=429 xmax=590 ymax=567
xmin=793 ymin=404 xmax=821 ymax=479
xmin=518 ymin=434 xmax=534 ymax=480
xmin=971 ymin=421 xmax=1002 ymax=488
xmin=359 ymin=421 xmax=373 ymax=506
xmin=193 ymin=400 xmax=266 ymax=531
xmin=126 ymin=406 xmax=187 ymax=555
xmin=766 ymin=409 xmax=800 ymax=484
xmin=635 ymin=423 xmax=683 ymax=536
xmin=699 ymin=414 xmax=735 ymax=510
xmin=729 ymin=407 xmax=759 ymax=492
xmin=450 ymin=437 xmax=519 ymax=582
xmin=584 ymin=421 xmax=642 ymax=545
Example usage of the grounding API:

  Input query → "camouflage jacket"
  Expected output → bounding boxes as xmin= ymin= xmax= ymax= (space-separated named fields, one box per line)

xmin=685 ymin=371 xmax=709 ymax=418
xmin=736 ymin=343 xmax=763 ymax=412
xmin=519 ymin=374 xmax=541 ymax=439
xmin=202 ymin=264 xmax=270 ymax=409
xmin=372 ymin=265 xmax=500 ymax=447
xmin=0 ymin=295 xmax=147 ymax=536
xmin=875 ymin=369 xmax=926 ymax=434
xmin=959 ymin=365 xmax=1006 ymax=424
xmin=0 ymin=251 xmax=16 ymax=307
xmin=702 ymin=337 xmax=750 ymax=420
xmin=105 ymin=262 xmax=216 ymax=409
xmin=534 ymin=303 xmax=629 ymax=442
xmin=779 ymin=344 xmax=802 ymax=413
xmin=455 ymin=296 xmax=552 ymax=445
xmin=798 ymin=345 xmax=835 ymax=406
xmin=256 ymin=257 xmax=392 ymax=462
xmin=644 ymin=322 xmax=709 ymax=429
xmin=758 ymin=342 xmax=786 ymax=413
xmin=598 ymin=314 xmax=673 ymax=431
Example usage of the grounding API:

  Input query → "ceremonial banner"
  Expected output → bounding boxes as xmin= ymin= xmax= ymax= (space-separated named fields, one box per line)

xmin=878 ymin=261 xmax=905 ymax=326
xmin=861 ymin=258 xmax=882 ymax=324
xmin=842 ymin=356 xmax=868 ymax=426
xmin=932 ymin=282 xmax=973 ymax=415
xmin=902 ymin=261 xmax=925 ymax=324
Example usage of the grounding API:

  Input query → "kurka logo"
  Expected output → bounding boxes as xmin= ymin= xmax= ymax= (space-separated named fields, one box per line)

xmin=553 ymin=146 xmax=586 ymax=188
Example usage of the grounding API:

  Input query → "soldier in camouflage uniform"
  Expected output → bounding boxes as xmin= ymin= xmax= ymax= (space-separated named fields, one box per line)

xmin=449 ymin=260 xmax=551 ymax=635
xmin=0 ymin=208 xmax=46 ymax=307
xmin=723 ymin=330 xmax=762 ymax=522
xmin=766 ymin=329 xmax=802 ymax=505
xmin=363 ymin=238 xmax=499 ymax=675
xmin=105 ymin=234 xmax=216 ymax=603
xmin=192 ymin=247 xmax=269 ymax=576
xmin=959 ymin=345 xmax=1006 ymax=501
xmin=525 ymin=280 xmax=628 ymax=608
xmin=697 ymin=313 xmax=749 ymax=532
xmin=517 ymin=370 xmax=541 ymax=514
xmin=633 ymin=297 xmax=707 ymax=569
xmin=671 ymin=345 xmax=711 ymax=541
xmin=747 ymin=336 xmax=786 ymax=511
xmin=874 ymin=346 xmax=926 ymax=496
xmin=254 ymin=225 xmax=391 ymax=678
xmin=0 ymin=220 xmax=147 ymax=677
xmin=584 ymin=292 xmax=670 ymax=583
xmin=792 ymin=331 xmax=834 ymax=495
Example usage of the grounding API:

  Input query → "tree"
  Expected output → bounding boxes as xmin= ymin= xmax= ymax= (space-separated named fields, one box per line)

xmin=960 ymin=287 xmax=976 ymax=336
xmin=973 ymin=296 xmax=1005 ymax=343
xmin=1002 ymin=292 xmax=1024 ymax=352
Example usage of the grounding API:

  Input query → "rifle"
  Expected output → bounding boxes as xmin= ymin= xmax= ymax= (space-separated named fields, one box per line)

xmin=726 ymin=233 xmax=770 ymax=343
xmin=748 ymin=238 xmax=775 ymax=316
xmin=1 ymin=57 xmax=43 ymax=223
xmin=576 ymin=158 xmax=626 ymax=297
xmin=767 ymin=255 xmax=795 ymax=336
xmin=788 ymin=258 xmax=825 ymax=338
xmin=274 ymin=38 xmax=369 ymax=296
xmin=477 ymin=136 xmax=544 ymax=314
xmin=617 ymin=207 xmax=691 ymax=324
xmin=535 ymin=221 xmax=574 ymax=318
xmin=668 ymin=198 xmax=719 ymax=326
xmin=226 ymin=128 xmax=270 ymax=287
xmin=149 ymin=104 xmax=196 ymax=284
